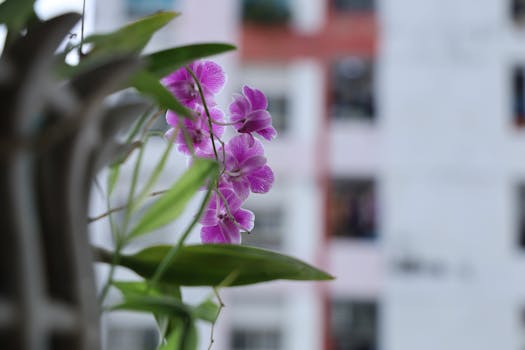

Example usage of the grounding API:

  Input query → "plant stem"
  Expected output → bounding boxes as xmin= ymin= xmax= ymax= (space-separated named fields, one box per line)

xmin=79 ymin=0 xmax=86 ymax=57
xmin=185 ymin=66 xmax=219 ymax=162
xmin=149 ymin=184 xmax=214 ymax=286
xmin=88 ymin=189 xmax=171 ymax=223
xmin=97 ymin=239 xmax=122 ymax=304
xmin=208 ymin=287 xmax=225 ymax=350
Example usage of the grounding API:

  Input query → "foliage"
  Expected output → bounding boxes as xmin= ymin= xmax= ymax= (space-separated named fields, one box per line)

xmin=0 ymin=1 xmax=333 ymax=349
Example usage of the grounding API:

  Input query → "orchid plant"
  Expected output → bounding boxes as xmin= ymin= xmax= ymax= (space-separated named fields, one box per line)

xmin=0 ymin=2 xmax=333 ymax=349
xmin=163 ymin=61 xmax=276 ymax=243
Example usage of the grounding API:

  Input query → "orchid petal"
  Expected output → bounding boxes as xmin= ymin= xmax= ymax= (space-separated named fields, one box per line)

xmin=198 ymin=61 xmax=226 ymax=94
xmin=237 ymin=110 xmax=271 ymax=134
xmin=233 ymin=208 xmax=255 ymax=232
xmin=232 ymin=179 xmax=250 ymax=200
xmin=219 ymin=219 xmax=242 ymax=244
xmin=166 ymin=110 xmax=179 ymax=126
xmin=200 ymin=207 xmax=219 ymax=226
xmin=243 ymin=85 xmax=268 ymax=110
xmin=240 ymin=155 xmax=267 ymax=173
xmin=201 ymin=225 xmax=229 ymax=244
xmin=248 ymin=165 xmax=274 ymax=194
xmin=257 ymin=126 xmax=278 ymax=141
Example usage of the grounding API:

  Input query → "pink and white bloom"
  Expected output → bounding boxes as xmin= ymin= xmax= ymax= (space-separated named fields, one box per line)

xmin=229 ymin=85 xmax=277 ymax=141
xmin=162 ymin=61 xmax=277 ymax=245
xmin=165 ymin=105 xmax=225 ymax=156
xmin=162 ymin=60 xmax=226 ymax=108
xmin=220 ymin=134 xmax=274 ymax=200
xmin=200 ymin=187 xmax=254 ymax=244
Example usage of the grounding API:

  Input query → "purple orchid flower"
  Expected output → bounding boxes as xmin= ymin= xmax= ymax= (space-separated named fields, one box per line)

xmin=200 ymin=186 xmax=254 ymax=244
xmin=165 ymin=105 xmax=225 ymax=156
xmin=229 ymin=85 xmax=277 ymax=141
xmin=162 ymin=60 xmax=226 ymax=108
xmin=220 ymin=134 xmax=274 ymax=199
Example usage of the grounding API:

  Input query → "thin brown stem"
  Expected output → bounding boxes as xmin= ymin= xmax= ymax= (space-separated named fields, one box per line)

xmin=79 ymin=0 xmax=86 ymax=57
xmin=88 ymin=188 xmax=170 ymax=223
xmin=208 ymin=288 xmax=225 ymax=350
xmin=185 ymin=66 xmax=219 ymax=162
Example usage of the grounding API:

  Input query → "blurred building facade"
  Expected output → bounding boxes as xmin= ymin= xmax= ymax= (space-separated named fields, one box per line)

xmin=382 ymin=1 xmax=525 ymax=349
xmin=91 ymin=0 xmax=525 ymax=350
xmin=230 ymin=1 xmax=379 ymax=350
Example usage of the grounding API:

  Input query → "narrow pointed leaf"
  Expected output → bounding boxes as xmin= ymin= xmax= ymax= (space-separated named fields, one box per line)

xmin=57 ymin=12 xmax=178 ymax=78
xmin=114 ymin=280 xmax=181 ymax=300
xmin=128 ymin=158 xmax=218 ymax=238
xmin=130 ymin=70 xmax=192 ymax=118
xmin=107 ymin=165 xmax=120 ymax=196
xmin=0 ymin=0 xmax=35 ymax=32
xmin=112 ymin=295 xmax=190 ymax=318
xmin=144 ymin=43 xmax=237 ymax=78
xmin=112 ymin=293 xmax=216 ymax=324
xmin=193 ymin=300 xmax=219 ymax=323
xmin=84 ymin=12 xmax=178 ymax=55
xmin=159 ymin=318 xmax=197 ymax=350
xmin=97 ymin=244 xmax=334 ymax=286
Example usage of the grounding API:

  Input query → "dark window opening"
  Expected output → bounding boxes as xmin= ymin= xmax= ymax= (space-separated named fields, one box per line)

xmin=267 ymin=95 xmax=288 ymax=134
xmin=333 ymin=0 xmax=374 ymax=12
xmin=107 ymin=326 xmax=158 ymax=350
xmin=330 ymin=300 xmax=378 ymax=350
xmin=330 ymin=179 xmax=377 ymax=239
xmin=331 ymin=58 xmax=375 ymax=121
xmin=232 ymin=329 xmax=282 ymax=350
xmin=242 ymin=0 xmax=291 ymax=25
xmin=512 ymin=0 xmax=525 ymax=25
xmin=126 ymin=0 xmax=175 ymax=17
xmin=518 ymin=184 xmax=525 ymax=248
xmin=243 ymin=208 xmax=283 ymax=250
xmin=514 ymin=67 xmax=525 ymax=128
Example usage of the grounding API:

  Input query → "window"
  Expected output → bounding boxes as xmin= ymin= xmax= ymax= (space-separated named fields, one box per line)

xmin=331 ymin=58 xmax=375 ymax=121
xmin=330 ymin=300 xmax=378 ymax=350
xmin=107 ymin=326 xmax=158 ymax=350
xmin=232 ymin=329 xmax=282 ymax=350
xmin=267 ymin=95 xmax=288 ymax=134
xmin=126 ymin=0 xmax=174 ymax=17
xmin=243 ymin=208 xmax=284 ymax=250
xmin=329 ymin=179 xmax=376 ymax=239
xmin=242 ymin=0 xmax=291 ymax=25
xmin=513 ymin=0 xmax=525 ymax=25
xmin=513 ymin=66 xmax=525 ymax=128
xmin=333 ymin=0 xmax=374 ymax=12
xmin=518 ymin=184 xmax=525 ymax=248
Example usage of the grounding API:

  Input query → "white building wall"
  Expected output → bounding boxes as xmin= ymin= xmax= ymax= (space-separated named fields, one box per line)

xmin=381 ymin=0 xmax=525 ymax=349
xmin=214 ymin=58 xmax=326 ymax=350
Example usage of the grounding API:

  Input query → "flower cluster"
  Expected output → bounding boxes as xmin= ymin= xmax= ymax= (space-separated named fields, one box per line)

xmin=163 ymin=60 xmax=277 ymax=244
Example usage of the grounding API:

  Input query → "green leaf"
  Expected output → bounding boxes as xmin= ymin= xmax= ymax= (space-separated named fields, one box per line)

xmin=0 ymin=0 xmax=34 ymax=31
xmin=112 ymin=293 xmax=216 ymax=324
xmin=130 ymin=70 xmax=192 ymax=118
xmin=193 ymin=299 xmax=219 ymax=323
xmin=112 ymin=295 xmax=190 ymax=319
xmin=107 ymin=165 xmax=120 ymax=197
xmin=113 ymin=280 xmax=181 ymax=300
xmin=57 ymin=12 xmax=179 ymax=78
xmin=144 ymin=43 xmax=237 ymax=79
xmin=84 ymin=12 xmax=178 ymax=55
xmin=128 ymin=158 xmax=218 ymax=238
xmin=159 ymin=318 xmax=198 ymax=350
xmin=99 ymin=244 xmax=334 ymax=287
